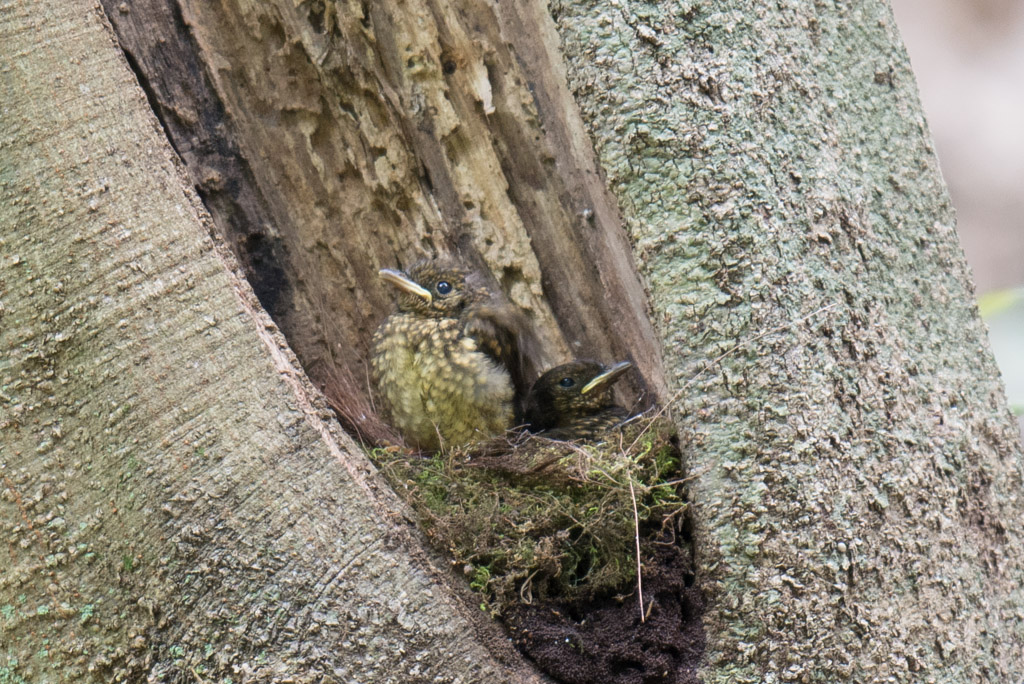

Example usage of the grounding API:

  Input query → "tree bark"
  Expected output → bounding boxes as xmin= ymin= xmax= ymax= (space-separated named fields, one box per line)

xmin=546 ymin=0 xmax=1024 ymax=680
xmin=0 ymin=2 xmax=545 ymax=682
xmin=4 ymin=0 xmax=1024 ymax=682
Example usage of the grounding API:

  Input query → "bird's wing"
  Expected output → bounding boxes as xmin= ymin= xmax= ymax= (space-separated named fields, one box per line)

xmin=540 ymin=407 xmax=632 ymax=441
xmin=463 ymin=303 xmax=530 ymax=419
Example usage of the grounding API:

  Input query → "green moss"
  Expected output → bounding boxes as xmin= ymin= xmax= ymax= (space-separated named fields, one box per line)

xmin=372 ymin=417 xmax=687 ymax=613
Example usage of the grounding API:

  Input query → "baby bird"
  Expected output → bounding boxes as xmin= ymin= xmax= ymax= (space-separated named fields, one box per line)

xmin=371 ymin=259 xmax=522 ymax=450
xmin=524 ymin=360 xmax=633 ymax=440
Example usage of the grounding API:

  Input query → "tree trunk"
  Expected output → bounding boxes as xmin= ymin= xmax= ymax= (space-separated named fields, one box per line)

xmin=4 ymin=0 xmax=1023 ymax=683
xmin=0 ymin=2 xmax=544 ymax=682
xmin=546 ymin=1 xmax=1024 ymax=679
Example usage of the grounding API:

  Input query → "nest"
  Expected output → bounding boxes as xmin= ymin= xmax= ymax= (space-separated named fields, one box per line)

xmin=372 ymin=416 xmax=688 ymax=614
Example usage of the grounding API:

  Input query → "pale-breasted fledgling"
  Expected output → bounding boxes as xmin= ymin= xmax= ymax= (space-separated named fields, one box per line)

xmin=371 ymin=259 xmax=524 ymax=450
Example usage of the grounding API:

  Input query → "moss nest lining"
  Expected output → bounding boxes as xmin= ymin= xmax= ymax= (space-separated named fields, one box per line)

xmin=372 ymin=417 xmax=688 ymax=613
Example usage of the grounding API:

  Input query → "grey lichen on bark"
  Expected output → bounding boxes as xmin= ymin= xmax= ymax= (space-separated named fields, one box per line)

xmin=548 ymin=0 xmax=1024 ymax=681
xmin=0 ymin=2 xmax=546 ymax=681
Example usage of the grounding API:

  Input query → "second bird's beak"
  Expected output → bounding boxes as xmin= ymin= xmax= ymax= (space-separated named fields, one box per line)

xmin=379 ymin=268 xmax=432 ymax=303
xmin=581 ymin=361 xmax=633 ymax=395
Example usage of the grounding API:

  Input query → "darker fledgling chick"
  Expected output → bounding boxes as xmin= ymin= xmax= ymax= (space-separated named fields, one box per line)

xmin=525 ymin=360 xmax=634 ymax=441
xmin=371 ymin=259 xmax=523 ymax=451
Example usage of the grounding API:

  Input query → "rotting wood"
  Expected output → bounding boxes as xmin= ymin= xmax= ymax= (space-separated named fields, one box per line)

xmin=101 ymin=0 xmax=668 ymax=445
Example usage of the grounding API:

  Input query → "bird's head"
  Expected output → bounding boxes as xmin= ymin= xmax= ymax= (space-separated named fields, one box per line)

xmin=379 ymin=260 xmax=480 ymax=318
xmin=527 ymin=360 xmax=633 ymax=426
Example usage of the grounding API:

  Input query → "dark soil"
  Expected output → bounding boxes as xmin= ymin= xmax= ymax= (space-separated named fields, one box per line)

xmin=505 ymin=542 xmax=704 ymax=684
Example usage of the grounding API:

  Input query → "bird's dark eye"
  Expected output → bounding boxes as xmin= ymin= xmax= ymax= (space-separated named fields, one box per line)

xmin=559 ymin=377 xmax=575 ymax=388
xmin=436 ymin=280 xmax=452 ymax=295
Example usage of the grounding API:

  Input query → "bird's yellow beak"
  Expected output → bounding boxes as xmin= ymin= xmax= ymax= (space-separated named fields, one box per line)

xmin=379 ymin=268 xmax=432 ymax=303
xmin=581 ymin=361 xmax=633 ymax=394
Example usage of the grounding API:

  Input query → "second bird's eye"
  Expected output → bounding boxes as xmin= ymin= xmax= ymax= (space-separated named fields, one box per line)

xmin=559 ymin=377 xmax=575 ymax=388
xmin=436 ymin=280 xmax=453 ymax=295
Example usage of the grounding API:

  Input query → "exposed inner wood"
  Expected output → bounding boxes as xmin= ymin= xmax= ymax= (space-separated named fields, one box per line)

xmin=101 ymin=0 xmax=667 ymax=443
